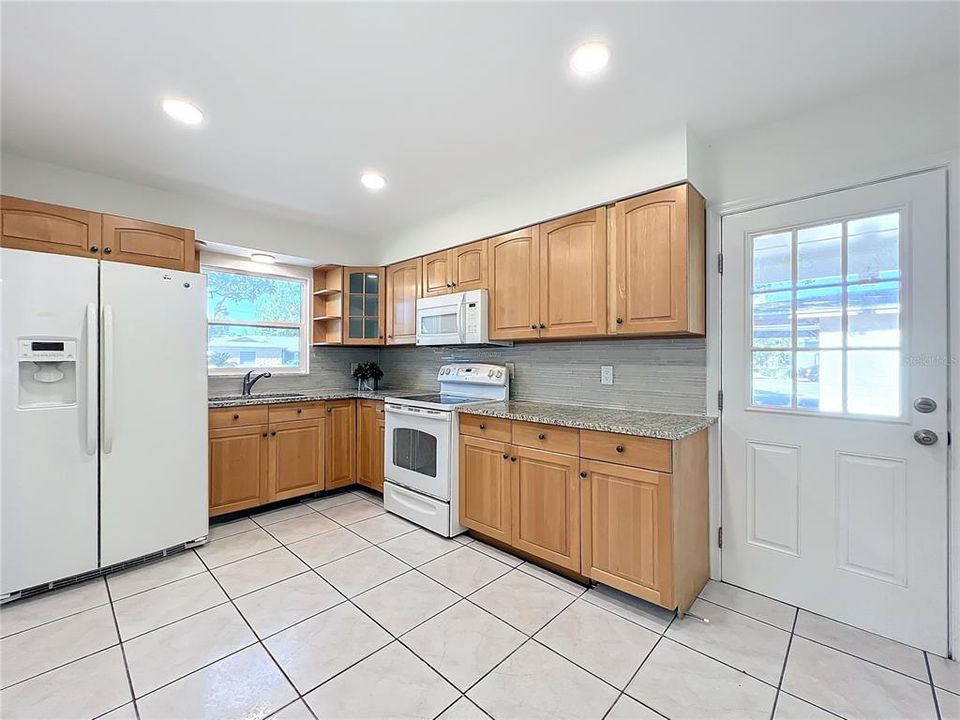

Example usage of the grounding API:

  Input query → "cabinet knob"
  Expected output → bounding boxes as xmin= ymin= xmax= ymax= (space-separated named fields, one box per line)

xmin=103 ymin=247 xmax=112 ymax=254
xmin=327 ymin=407 xmax=333 ymax=413
xmin=539 ymin=323 xmax=546 ymax=329
xmin=233 ymin=413 xmax=240 ymax=420
xmin=451 ymin=282 xmax=457 ymax=287
xmin=579 ymin=471 xmax=588 ymax=479
xmin=388 ymin=334 xmax=393 ymax=339
xmin=262 ymin=432 xmax=268 ymax=437
xmin=510 ymin=456 xmax=517 ymax=462
xmin=616 ymin=445 xmax=625 ymax=453
xmin=90 ymin=245 xmax=99 ymax=253
xmin=537 ymin=433 xmax=546 ymax=440
xmin=271 ymin=431 xmax=277 ymax=436
xmin=296 ymin=408 xmax=302 ymax=414
xmin=616 ymin=317 xmax=624 ymax=325
xmin=479 ymin=423 xmax=486 ymax=430
xmin=502 ymin=453 xmax=509 ymax=460
xmin=531 ymin=324 xmax=538 ymax=330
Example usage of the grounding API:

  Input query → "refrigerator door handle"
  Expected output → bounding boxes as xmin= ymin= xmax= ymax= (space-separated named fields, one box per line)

xmin=85 ymin=303 xmax=98 ymax=455
xmin=102 ymin=304 xmax=114 ymax=454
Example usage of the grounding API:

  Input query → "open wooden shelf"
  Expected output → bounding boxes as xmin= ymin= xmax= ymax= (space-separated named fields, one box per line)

xmin=313 ymin=288 xmax=341 ymax=296
xmin=312 ymin=265 xmax=344 ymax=345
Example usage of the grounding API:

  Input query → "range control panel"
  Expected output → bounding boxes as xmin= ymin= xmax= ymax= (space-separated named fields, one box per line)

xmin=436 ymin=363 xmax=507 ymax=385
xmin=18 ymin=339 xmax=77 ymax=362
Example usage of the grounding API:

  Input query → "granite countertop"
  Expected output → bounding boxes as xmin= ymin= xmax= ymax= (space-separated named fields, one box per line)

xmin=458 ymin=400 xmax=715 ymax=440
xmin=208 ymin=388 xmax=428 ymax=409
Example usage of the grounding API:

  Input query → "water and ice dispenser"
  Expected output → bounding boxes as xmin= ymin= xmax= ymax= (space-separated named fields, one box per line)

xmin=17 ymin=339 xmax=78 ymax=408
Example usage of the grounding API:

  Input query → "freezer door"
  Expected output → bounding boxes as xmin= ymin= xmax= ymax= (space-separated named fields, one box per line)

xmin=1 ymin=249 xmax=99 ymax=594
xmin=100 ymin=263 xmax=208 ymax=566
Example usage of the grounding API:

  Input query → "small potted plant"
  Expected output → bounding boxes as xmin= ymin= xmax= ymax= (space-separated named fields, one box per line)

xmin=352 ymin=361 xmax=384 ymax=392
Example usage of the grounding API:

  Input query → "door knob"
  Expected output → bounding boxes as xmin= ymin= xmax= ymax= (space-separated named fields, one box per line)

xmin=914 ymin=429 xmax=939 ymax=446
xmin=914 ymin=397 xmax=938 ymax=413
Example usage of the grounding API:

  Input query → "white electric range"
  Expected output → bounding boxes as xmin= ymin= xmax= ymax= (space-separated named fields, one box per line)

xmin=383 ymin=363 xmax=509 ymax=536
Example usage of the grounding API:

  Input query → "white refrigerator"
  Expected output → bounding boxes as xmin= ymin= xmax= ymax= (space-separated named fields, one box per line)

xmin=1 ymin=248 xmax=208 ymax=597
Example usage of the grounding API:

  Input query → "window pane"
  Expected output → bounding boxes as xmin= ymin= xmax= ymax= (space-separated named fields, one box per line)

xmin=797 ymin=223 xmax=841 ymax=287
xmin=364 ymin=295 xmax=379 ymax=318
xmin=349 ymin=294 xmax=364 ymax=317
xmin=349 ymin=272 xmax=364 ymax=293
xmin=847 ymin=281 xmax=900 ymax=348
xmin=796 ymin=350 xmax=842 ymax=412
xmin=364 ymin=319 xmax=379 ymax=339
xmin=204 ymin=270 xmax=302 ymax=324
xmin=848 ymin=350 xmax=900 ymax=416
xmin=752 ymin=351 xmax=793 ymax=408
xmin=753 ymin=232 xmax=792 ymax=291
xmin=365 ymin=273 xmax=380 ymax=294
xmin=797 ymin=286 xmax=842 ymax=348
xmin=752 ymin=290 xmax=791 ymax=348
xmin=847 ymin=213 xmax=899 ymax=283
xmin=349 ymin=318 xmax=363 ymax=339
xmin=208 ymin=325 xmax=300 ymax=369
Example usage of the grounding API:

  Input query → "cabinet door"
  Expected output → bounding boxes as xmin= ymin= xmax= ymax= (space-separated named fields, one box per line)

xmin=422 ymin=250 xmax=452 ymax=297
xmin=269 ymin=418 xmax=324 ymax=502
xmin=101 ymin=214 xmax=196 ymax=271
xmin=386 ymin=258 xmax=421 ymax=345
xmin=450 ymin=240 xmax=487 ymax=292
xmin=610 ymin=184 xmax=705 ymax=336
xmin=1 ymin=196 xmax=102 ymax=259
xmin=459 ymin=435 xmax=512 ymax=543
xmin=580 ymin=459 xmax=673 ymax=607
xmin=209 ymin=425 xmax=268 ymax=516
xmin=344 ymin=267 xmax=385 ymax=345
xmin=325 ymin=400 xmax=357 ymax=488
xmin=511 ymin=446 xmax=581 ymax=571
xmin=538 ymin=207 xmax=606 ymax=338
xmin=375 ymin=416 xmax=386 ymax=493
xmin=487 ymin=226 xmax=541 ymax=340
xmin=356 ymin=400 xmax=383 ymax=489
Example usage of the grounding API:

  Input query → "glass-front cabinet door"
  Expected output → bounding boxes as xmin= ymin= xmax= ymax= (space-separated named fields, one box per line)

xmin=344 ymin=267 xmax=385 ymax=345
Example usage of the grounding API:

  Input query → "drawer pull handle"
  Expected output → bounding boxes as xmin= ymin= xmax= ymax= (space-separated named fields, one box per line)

xmin=537 ymin=433 xmax=546 ymax=440
xmin=579 ymin=471 xmax=588 ymax=478
xmin=616 ymin=445 xmax=625 ymax=453
xmin=233 ymin=413 xmax=240 ymax=420
xmin=297 ymin=408 xmax=302 ymax=414
xmin=479 ymin=423 xmax=486 ymax=430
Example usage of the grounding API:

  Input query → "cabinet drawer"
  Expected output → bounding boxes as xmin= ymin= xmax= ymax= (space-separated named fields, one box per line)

xmin=579 ymin=430 xmax=672 ymax=472
xmin=268 ymin=402 xmax=324 ymax=423
xmin=512 ymin=421 xmax=579 ymax=455
xmin=209 ymin=406 xmax=269 ymax=429
xmin=460 ymin=414 xmax=511 ymax=441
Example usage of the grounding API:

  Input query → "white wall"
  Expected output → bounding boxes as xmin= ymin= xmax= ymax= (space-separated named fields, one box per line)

xmin=376 ymin=125 xmax=692 ymax=264
xmin=0 ymin=153 xmax=373 ymax=265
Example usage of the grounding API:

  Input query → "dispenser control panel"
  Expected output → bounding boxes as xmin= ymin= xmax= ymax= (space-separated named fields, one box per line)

xmin=18 ymin=339 xmax=77 ymax=362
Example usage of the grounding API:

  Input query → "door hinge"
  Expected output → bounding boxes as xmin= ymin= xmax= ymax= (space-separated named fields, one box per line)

xmin=717 ymin=527 xmax=723 ymax=549
xmin=717 ymin=252 xmax=724 ymax=274
xmin=717 ymin=390 xmax=723 ymax=411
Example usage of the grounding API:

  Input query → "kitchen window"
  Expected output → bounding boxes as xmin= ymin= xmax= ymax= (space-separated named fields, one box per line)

xmin=203 ymin=266 xmax=309 ymax=374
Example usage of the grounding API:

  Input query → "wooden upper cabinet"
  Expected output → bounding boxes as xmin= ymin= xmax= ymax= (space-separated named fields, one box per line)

xmin=422 ymin=250 xmax=452 ymax=297
xmin=101 ymin=214 xmax=197 ymax=272
xmin=268 ymin=418 xmax=324 ymax=502
xmin=385 ymin=258 xmax=421 ymax=345
xmin=610 ymin=183 xmax=705 ymax=336
xmin=511 ymin=446 xmax=581 ymax=572
xmin=539 ymin=207 xmax=607 ymax=339
xmin=343 ymin=267 xmax=385 ymax=345
xmin=1 ymin=196 xmax=102 ymax=259
xmin=459 ymin=435 xmax=513 ymax=543
xmin=325 ymin=399 xmax=357 ymax=489
xmin=209 ymin=424 xmax=269 ymax=517
xmin=487 ymin=226 xmax=541 ymax=340
xmin=580 ymin=459 xmax=673 ymax=607
xmin=450 ymin=240 xmax=487 ymax=292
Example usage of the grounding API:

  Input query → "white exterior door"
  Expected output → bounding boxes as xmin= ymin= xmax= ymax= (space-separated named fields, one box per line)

xmin=720 ymin=170 xmax=949 ymax=654
xmin=99 ymin=262 xmax=208 ymax=566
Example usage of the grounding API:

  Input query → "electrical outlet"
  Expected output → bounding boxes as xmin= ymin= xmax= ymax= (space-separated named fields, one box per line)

xmin=600 ymin=365 xmax=614 ymax=385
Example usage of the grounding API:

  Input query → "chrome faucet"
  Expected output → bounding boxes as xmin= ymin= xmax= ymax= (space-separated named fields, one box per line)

xmin=241 ymin=370 xmax=272 ymax=396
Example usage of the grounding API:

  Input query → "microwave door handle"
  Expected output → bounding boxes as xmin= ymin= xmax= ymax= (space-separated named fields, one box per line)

xmin=456 ymin=294 xmax=467 ymax=344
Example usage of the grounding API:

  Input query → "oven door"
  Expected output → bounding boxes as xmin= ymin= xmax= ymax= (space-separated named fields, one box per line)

xmin=384 ymin=404 xmax=452 ymax=500
xmin=416 ymin=296 xmax=464 ymax=346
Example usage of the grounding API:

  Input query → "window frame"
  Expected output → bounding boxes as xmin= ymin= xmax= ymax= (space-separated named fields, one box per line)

xmin=203 ymin=263 xmax=311 ymax=377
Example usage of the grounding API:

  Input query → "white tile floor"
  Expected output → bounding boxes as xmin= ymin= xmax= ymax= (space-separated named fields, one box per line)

xmin=0 ymin=487 xmax=953 ymax=720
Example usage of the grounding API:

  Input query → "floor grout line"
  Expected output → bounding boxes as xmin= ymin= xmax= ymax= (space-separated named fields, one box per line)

xmin=927 ymin=652 xmax=944 ymax=720
xmin=769 ymin=607 xmax=799 ymax=720
xmin=103 ymin=581 xmax=141 ymax=720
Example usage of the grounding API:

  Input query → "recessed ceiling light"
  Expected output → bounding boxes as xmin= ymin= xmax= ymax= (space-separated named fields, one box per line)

xmin=569 ymin=42 xmax=610 ymax=77
xmin=360 ymin=172 xmax=387 ymax=191
xmin=162 ymin=98 xmax=204 ymax=125
xmin=250 ymin=253 xmax=276 ymax=264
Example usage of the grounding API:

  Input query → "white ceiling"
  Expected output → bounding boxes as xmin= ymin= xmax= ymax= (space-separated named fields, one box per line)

xmin=2 ymin=2 xmax=955 ymax=239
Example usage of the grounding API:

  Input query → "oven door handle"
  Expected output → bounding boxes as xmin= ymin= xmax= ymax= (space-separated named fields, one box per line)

xmin=385 ymin=405 xmax=452 ymax=421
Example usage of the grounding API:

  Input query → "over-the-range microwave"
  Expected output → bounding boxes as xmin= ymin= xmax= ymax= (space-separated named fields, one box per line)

xmin=415 ymin=289 xmax=491 ymax=346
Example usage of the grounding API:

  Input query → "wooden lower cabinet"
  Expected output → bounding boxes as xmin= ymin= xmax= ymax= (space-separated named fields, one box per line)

xmin=357 ymin=400 xmax=385 ymax=492
xmin=209 ymin=424 xmax=269 ymax=516
xmin=269 ymin=418 xmax=325 ymax=501
xmin=512 ymin=446 xmax=580 ymax=572
xmin=325 ymin=399 xmax=357 ymax=489
xmin=459 ymin=435 xmax=512 ymax=543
